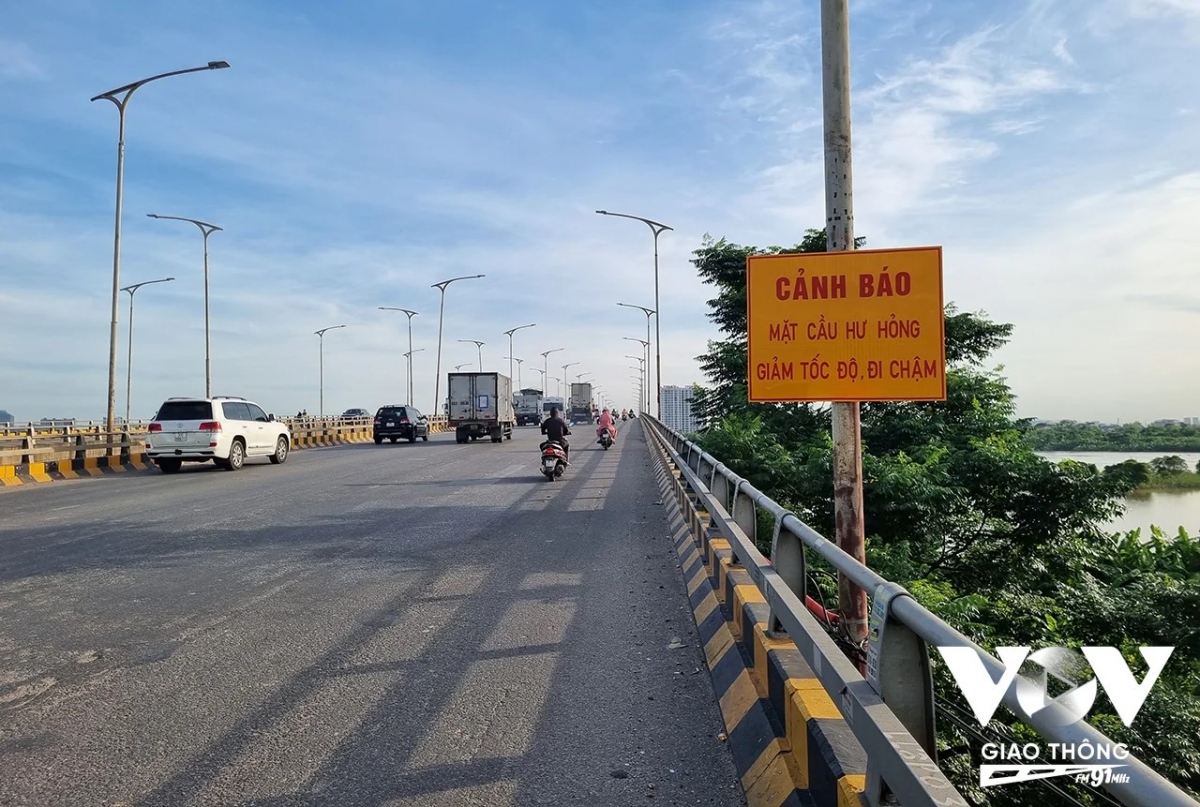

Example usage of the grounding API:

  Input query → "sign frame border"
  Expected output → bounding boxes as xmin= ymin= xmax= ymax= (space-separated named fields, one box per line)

xmin=745 ymin=245 xmax=947 ymax=403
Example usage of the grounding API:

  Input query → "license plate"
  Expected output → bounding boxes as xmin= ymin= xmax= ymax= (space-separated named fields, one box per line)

xmin=386 ymin=422 xmax=395 ymax=427
xmin=176 ymin=433 xmax=187 ymax=442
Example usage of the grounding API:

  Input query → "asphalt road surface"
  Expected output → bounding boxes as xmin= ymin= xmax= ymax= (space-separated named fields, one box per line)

xmin=0 ymin=420 xmax=746 ymax=807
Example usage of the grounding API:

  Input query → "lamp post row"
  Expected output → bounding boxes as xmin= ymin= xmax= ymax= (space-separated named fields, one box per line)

xmin=92 ymin=64 xmax=671 ymax=425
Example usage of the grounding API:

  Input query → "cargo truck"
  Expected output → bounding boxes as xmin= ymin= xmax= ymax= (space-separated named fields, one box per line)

xmin=541 ymin=396 xmax=565 ymax=424
xmin=448 ymin=372 xmax=516 ymax=443
xmin=568 ymin=382 xmax=593 ymax=425
xmin=514 ymin=388 xmax=543 ymax=426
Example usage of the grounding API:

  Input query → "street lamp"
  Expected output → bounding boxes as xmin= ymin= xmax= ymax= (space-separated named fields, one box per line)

xmin=575 ymin=371 xmax=592 ymax=382
xmin=454 ymin=363 xmax=472 ymax=371
xmin=403 ymin=349 xmax=425 ymax=403
xmin=623 ymin=336 xmax=650 ymax=412
xmin=618 ymin=302 xmax=655 ymax=413
xmin=502 ymin=324 xmax=536 ymax=388
xmin=379 ymin=307 xmax=418 ymax=403
xmin=314 ymin=325 xmax=346 ymax=417
xmin=562 ymin=362 xmax=578 ymax=406
xmin=458 ymin=339 xmax=485 ymax=371
xmin=147 ymin=213 xmax=222 ymax=397
xmin=540 ymin=349 xmax=563 ymax=393
xmin=503 ymin=356 xmax=524 ymax=388
xmin=550 ymin=376 xmax=562 ymax=397
xmin=92 ymin=60 xmax=230 ymax=432
xmin=598 ymin=210 xmax=672 ymax=419
xmin=431 ymin=274 xmax=485 ymax=416
xmin=531 ymin=367 xmax=546 ymax=391
xmin=120 ymin=277 xmax=174 ymax=425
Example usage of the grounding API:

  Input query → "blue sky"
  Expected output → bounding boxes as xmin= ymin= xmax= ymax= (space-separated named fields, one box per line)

xmin=2 ymin=0 xmax=1199 ymax=423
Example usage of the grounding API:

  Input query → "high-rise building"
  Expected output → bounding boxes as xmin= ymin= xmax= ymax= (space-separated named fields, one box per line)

xmin=661 ymin=385 xmax=700 ymax=433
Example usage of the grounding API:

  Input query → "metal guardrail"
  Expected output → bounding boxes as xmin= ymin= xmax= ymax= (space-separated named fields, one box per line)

xmin=641 ymin=415 xmax=1196 ymax=807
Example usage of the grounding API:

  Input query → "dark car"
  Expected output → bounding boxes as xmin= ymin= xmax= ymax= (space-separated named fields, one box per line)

xmin=343 ymin=408 xmax=371 ymax=419
xmin=373 ymin=405 xmax=429 ymax=444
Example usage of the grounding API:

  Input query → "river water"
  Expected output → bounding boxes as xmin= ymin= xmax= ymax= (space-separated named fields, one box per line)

xmin=1038 ymin=451 xmax=1200 ymax=537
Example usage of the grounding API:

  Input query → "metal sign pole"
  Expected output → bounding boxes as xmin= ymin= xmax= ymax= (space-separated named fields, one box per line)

xmin=821 ymin=0 xmax=869 ymax=650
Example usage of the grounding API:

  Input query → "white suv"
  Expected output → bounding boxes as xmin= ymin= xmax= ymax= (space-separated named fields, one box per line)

xmin=147 ymin=396 xmax=292 ymax=474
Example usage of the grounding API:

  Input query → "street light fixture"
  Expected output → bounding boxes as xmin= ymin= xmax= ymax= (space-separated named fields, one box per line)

xmin=562 ymin=362 xmax=578 ymax=406
xmin=403 ymin=349 xmax=425 ymax=403
xmin=532 ymin=367 xmax=546 ymax=390
xmin=502 ymin=324 xmax=536 ymax=389
xmin=379 ymin=307 xmax=419 ymax=404
xmin=540 ymin=349 xmax=563 ymax=393
xmin=458 ymin=339 xmax=485 ymax=371
xmin=598 ymin=210 xmax=672 ymax=419
xmin=431 ymin=274 xmax=485 ymax=416
xmin=503 ymin=356 xmax=524 ymax=388
xmin=550 ymin=376 xmax=562 ymax=397
xmin=147 ymin=213 xmax=222 ymax=397
xmin=454 ymin=363 xmax=473 ymax=371
xmin=575 ymin=371 xmax=592 ymax=382
xmin=120 ymin=277 xmax=174 ymax=425
xmin=618 ymin=302 xmax=655 ymax=412
xmin=623 ymin=336 xmax=650 ymax=411
xmin=92 ymin=60 xmax=230 ymax=432
xmin=314 ymin=325 xmax=346 ymax=417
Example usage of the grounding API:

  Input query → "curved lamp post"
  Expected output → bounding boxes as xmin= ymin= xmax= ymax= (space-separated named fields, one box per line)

xmin=93 ymin=60 xmax=230 ymax=431
xmin=454 ymin=363 xmax=472 ymax=371
xmin=540 ymin=349 xmax=563 ymax=394
xmin=598 ymin=210 xmax=672 ymax=418
xmin=502 ymin=323 xmax=536 ymax=388
xmin=403 ymin=348 xmax=425 ymax=402
xmin=458 ymin=339 xmax=485 ymax=371
xmin=379 ymin=307 xmax=419 ymax=403
xmin=431 ymin=274 xmax=485 ymax=418
xmin=562 ymin=362 xmax=578 ymax=406
xmin=120 ymin=277 xmax=174 ymax=425
xmin=147 ymin=214 xmax=222 ymax=396
xmin=623 ymin=336 xmax=650 ymax=412
xmin=503 ymin=356 xmax=524 ymax=389
xmin=315 ymin=325 xmax=346 ymax=417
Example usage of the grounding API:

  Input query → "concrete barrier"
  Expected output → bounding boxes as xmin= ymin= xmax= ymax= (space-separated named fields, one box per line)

xmin=0 ymin=417 xmax=452 ymax=487
xmin=645 ymin=422 xmax=867 ymax=807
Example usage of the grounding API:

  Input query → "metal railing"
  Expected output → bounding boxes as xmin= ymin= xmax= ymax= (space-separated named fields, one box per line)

xmin=641 ymin=415 xmax=1196 ymax=807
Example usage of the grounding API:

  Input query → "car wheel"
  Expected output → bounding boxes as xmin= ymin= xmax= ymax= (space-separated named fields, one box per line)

xmin=225 ymin=440 xmax=245 ymax=471
xmin=374 ymin=436 xmax=383 ymax=445
xmin=157 ymin=459 xmax=182 ymax=474
xmin=408 ymin=434 xmax=417 ymax=443
xmin=422 ymin=434 xmax=428 ymax=442
xmin=269 ymin=435 xmax=289 ymax=464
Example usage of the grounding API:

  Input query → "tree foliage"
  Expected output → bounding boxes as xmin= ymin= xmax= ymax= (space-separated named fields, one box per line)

xmin=1028 ymin=420 xmax=1200 ymax=452
xmin=687 ymin=233 xmax=1200 ymax=803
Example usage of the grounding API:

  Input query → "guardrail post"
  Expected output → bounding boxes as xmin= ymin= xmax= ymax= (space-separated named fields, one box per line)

xmin=21 ymin=428 xmax=34 ymax=465
xmin=769 ymin=514 xmax=806 ymax=634
xmin=119 ymin=430 xmax=131 ymax=463
xmin=864 ymin=581 xmax=938 ymax=805
xmin=74 ymin=433 xmax=87 ymax=462
xmin=729 ymin=480 xmax=757 ymax=560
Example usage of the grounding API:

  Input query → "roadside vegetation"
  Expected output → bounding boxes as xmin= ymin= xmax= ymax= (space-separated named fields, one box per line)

xmin=685 ymin=231 xmax=1200 ymax=805
xmin=1028 ymin=420 xmax=1200 ymax=452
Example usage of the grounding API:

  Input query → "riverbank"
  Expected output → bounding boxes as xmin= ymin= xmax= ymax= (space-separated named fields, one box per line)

xmin=1137 ymin=473 xmax=1200 ymax=492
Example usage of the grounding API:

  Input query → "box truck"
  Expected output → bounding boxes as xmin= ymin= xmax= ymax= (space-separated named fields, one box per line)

xmin=568 ymin=382 xmax=593 ymax=425
xmin=514 ymin=388 xmax=543 ymax=426
xmin=448 ymin=372 xmax=516 ymax=443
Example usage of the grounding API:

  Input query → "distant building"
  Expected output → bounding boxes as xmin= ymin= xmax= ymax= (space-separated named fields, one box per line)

xmin=0 ymin=410 xmax=13 ymax=424
xmin=661 ymin=385 xmax=700 ymax=433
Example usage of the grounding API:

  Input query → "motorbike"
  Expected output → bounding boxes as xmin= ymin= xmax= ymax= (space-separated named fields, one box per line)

xmin=540 ymin=440 xmax=568 ymax=480
xmin=598 ymin=427 xmax=613 ymax=450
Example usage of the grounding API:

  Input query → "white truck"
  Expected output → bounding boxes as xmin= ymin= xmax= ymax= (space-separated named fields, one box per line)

xmin=514 ymin=388 xmax=543 ymax=427
xmin=541 ymin=396 xmax=565 ymax=424
xmin=568 ymin=382 xmax=594 ymax=425
xmin=448 ymin=372 xmax=516 ymax=444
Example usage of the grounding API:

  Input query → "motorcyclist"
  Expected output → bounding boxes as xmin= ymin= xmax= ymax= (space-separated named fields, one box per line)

xmin=540 ymin=406 xmax=571 ymax=461
xmin=596 ymin=407 xmax=618 ymax=443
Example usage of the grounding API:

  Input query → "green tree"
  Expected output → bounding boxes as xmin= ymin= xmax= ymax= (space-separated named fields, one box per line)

xmin=1150 ymin=455 xmax=1190 ymax=476
xmin=687 ymin=233 xmax=1199 ymax=802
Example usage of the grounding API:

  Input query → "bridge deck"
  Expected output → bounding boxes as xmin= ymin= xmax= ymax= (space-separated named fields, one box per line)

xmin=0 ymin=421 xmax=746 ymax=806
